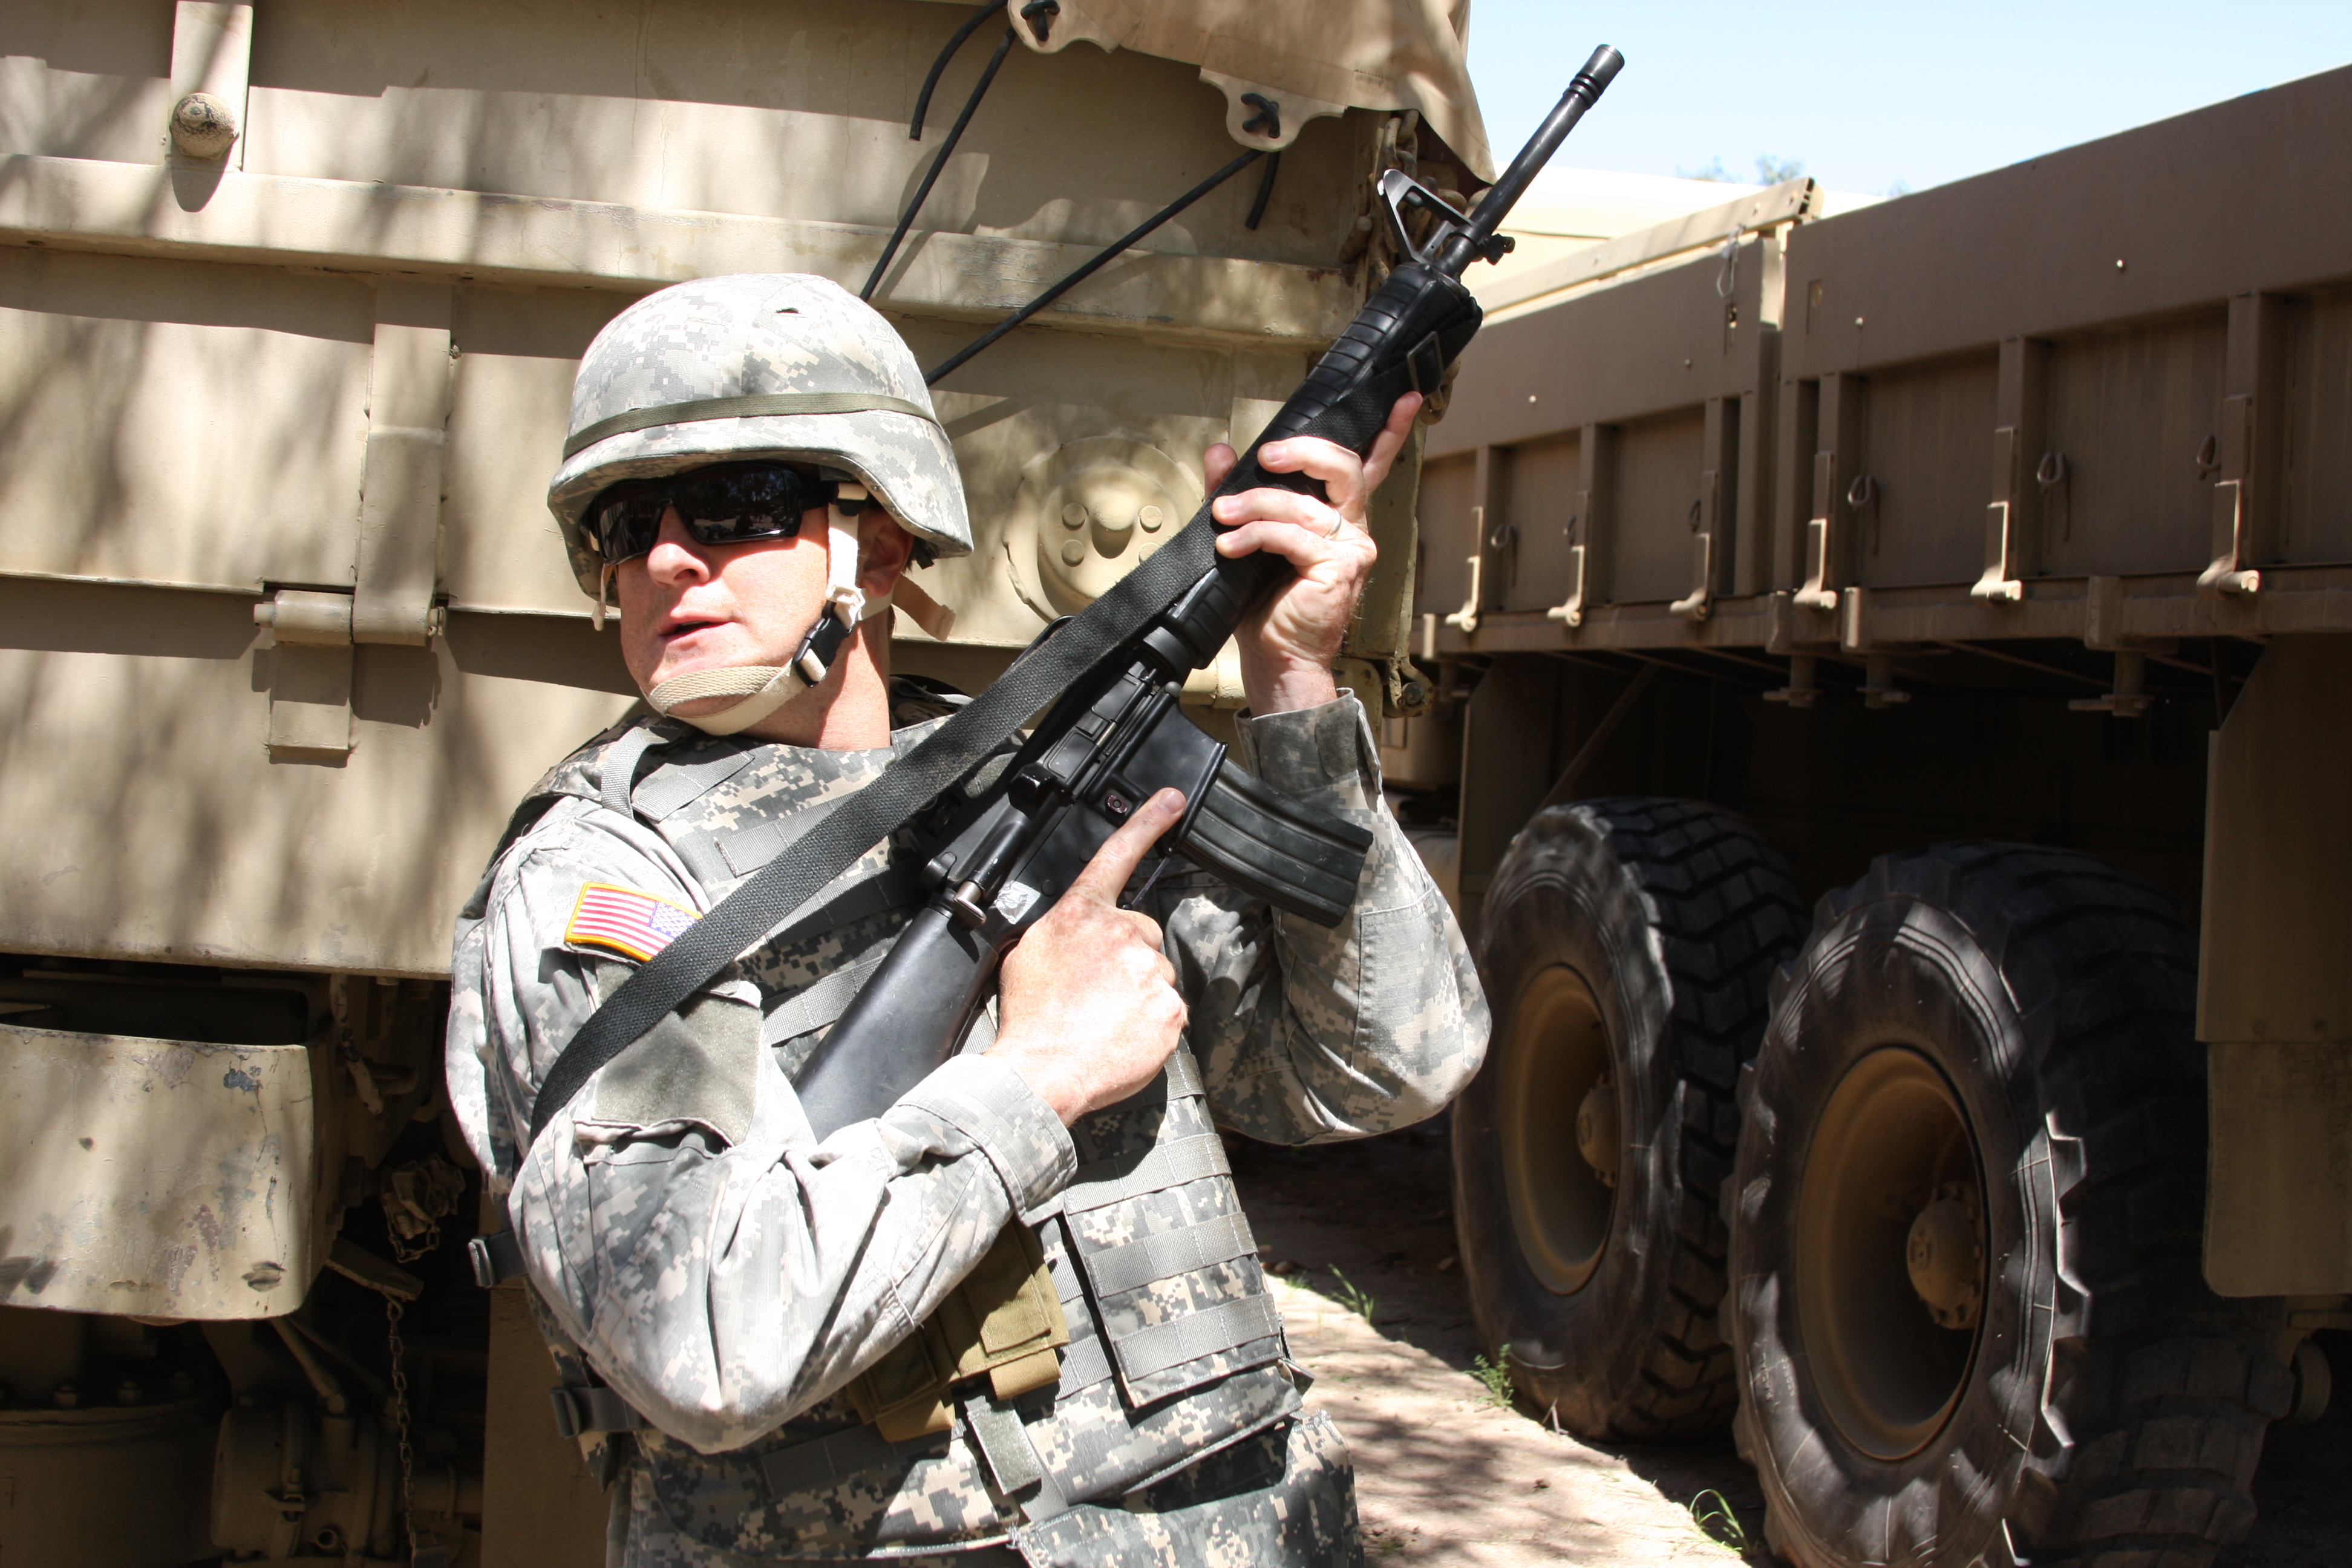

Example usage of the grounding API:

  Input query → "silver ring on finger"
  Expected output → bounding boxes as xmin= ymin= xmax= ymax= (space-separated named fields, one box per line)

xmin=1325 ymin=513 xmax=1345 ymax=540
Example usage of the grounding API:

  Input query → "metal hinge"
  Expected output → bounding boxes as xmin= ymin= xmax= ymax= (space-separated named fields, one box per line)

xmin=253 ymin=589 xmax=356 ymax=756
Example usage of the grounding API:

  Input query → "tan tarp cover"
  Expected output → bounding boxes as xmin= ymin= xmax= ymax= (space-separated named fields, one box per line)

xmin=1010 ymin=0 xmax=1494 ymax=179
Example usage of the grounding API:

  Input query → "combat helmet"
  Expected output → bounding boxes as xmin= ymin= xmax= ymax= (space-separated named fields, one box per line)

xmin=546 ymin=274 xmax=970 ymax=733
xmin=549 ymin=273 xmax=969 ymax=592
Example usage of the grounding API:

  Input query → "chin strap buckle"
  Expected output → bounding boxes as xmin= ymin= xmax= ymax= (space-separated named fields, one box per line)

xmin=826 ymin=482 xmax=871 ymax=632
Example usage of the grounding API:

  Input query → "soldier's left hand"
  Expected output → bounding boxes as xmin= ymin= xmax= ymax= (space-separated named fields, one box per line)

xmin=1203 ymin=391 xmax=1422 ymax=715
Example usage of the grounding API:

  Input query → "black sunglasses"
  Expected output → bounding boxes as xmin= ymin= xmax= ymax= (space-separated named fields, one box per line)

xmin=586 ymin=462 xmax=872 ymax=564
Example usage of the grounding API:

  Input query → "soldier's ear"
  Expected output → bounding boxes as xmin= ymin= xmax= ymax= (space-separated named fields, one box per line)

xmin=857 ymin=514 xmax=916 ymax=595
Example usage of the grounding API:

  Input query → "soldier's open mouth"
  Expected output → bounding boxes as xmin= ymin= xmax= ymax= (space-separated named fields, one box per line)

xmin=660 ymin=617 xmax=725 ymax=644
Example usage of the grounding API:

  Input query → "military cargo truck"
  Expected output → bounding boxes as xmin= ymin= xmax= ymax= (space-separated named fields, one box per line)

xmin=1416 ymin=62 xmax=2352 ymax=1568
xmin=0 ymin=2 xmax=1492 ymax=1561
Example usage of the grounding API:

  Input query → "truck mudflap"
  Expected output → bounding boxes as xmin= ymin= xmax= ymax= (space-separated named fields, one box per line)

xmin=0 ymin=1022 xmax=328 ymax=1319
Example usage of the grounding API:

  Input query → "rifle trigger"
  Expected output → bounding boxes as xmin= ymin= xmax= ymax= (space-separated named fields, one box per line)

xmin=1122 ymin=852 xmax=1174 ymax=912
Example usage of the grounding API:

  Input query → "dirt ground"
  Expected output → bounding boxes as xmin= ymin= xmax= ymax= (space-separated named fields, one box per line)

xmin=1229 ymin=1123 xmax=2352 ymax=1568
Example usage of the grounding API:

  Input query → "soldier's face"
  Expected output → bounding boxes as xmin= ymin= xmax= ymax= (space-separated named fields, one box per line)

xmin=615 ymin=503 xmax=911 ymax=716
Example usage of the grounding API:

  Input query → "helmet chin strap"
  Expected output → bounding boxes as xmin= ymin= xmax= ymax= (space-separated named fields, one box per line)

xmin=644 ymin=489 xmax=890 ymax=737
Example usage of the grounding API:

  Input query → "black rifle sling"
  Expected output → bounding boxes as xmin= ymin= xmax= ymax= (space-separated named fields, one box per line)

xmin=525 ymin=364 xmax=1415 ymax=1149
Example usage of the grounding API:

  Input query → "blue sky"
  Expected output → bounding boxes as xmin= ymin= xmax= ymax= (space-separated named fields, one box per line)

xmin=1465 ymin=2 xmax=2352 ymax=195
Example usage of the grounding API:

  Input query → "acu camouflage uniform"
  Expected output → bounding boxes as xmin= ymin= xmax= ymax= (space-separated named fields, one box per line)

xmin=446 ymin=682 xmax=1488 ymax=1566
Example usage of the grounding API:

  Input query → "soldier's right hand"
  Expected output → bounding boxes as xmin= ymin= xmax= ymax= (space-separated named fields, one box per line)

xmin=989 ymin=788 xmax=1189 ymax=1125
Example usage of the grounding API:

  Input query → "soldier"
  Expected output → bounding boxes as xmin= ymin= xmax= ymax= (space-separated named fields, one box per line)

xmin=446 ymin=273 xmax=1489 ymax=1566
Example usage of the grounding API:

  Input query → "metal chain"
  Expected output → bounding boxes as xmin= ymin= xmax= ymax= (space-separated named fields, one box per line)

xmin=383 ymin=1294 xmax=431 ymax=1566
xmin=388 ymin=1218 xmax=441 ymax=1267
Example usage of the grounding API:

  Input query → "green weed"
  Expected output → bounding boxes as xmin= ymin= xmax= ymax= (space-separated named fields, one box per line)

xmin=1471 ymin=1350 xmax=1515 ymax=1409
xmin=1328 ymin=1266 xmax=1378 ymax=1324
xmin=1690 ymin=1489 xmax=1749 ymax=1552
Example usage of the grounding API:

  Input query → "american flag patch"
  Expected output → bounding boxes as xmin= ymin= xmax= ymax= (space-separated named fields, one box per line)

xmin=564 ymin=883 xmax=699 ymax=962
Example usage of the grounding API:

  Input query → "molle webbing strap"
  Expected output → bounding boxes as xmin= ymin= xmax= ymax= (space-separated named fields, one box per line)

xmin=1052 ymin=1332 xmax=1114 ymax=1397
xmin=598 ymin=726 xmax=665 ymax=817
xmin=1047 ymin=1245 xmax=1086 ymax=1307
xmin=549 ymin=1383 xmax=648 ymax=1438
xmin=1043 ymin=1240 xmax=1114 ymax=1396
xmin=759 ymin=949 xmax=890 ymax=1047
xmin=796 ymin=863 xmax=927 ymax=932
xmin=1110 ymin=1295 xmax=1284 ymax=1381
xmin=1080 ymin=1210 xmax=1258 ymax=1298
xmin=631 ymin=749 xmax=757 ymax=821
xmin=962 ymin=1387 xmax=1073 ymax=1524
xmin=756 ymin=1422 xmax=949 ymax=1499
xmin=1058 ymin=1133 xmax=1232 ymax=1215
xmin=961 ymin=1394 xmax=1042 ymax=1494
xmin=707 ymin=791 xmax=868 ymax=880
xmin=561 ymin=391 xmax=942 ymax=459
xmin=1162 ymin=1048 xmax=1203 ymax=1099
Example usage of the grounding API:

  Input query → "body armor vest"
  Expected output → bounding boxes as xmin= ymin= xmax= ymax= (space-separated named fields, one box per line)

xmin=516 ymin=707 xmax=1305 ymax=1558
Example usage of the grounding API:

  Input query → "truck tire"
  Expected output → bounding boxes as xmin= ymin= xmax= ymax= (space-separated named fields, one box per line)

xmin=1454 ymin=799 xmax=1803 ymax=1441
xmin=1726 ymin=844 xmax=2290 ymax=1568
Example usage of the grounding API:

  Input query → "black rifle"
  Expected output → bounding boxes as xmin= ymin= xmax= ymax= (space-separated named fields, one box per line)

xmin=789 ymin=47 xmax=1625 ymax=1137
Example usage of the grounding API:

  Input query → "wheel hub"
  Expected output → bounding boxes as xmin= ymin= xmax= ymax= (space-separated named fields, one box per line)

xmin=1576 ymin=1077 xmax=1620 ymax=1188
xmin=1794 ymin=1046 xmax=1987 ymax=1460
xmin=1905 ymin=1187 xmax=1983 ymax=1329
xmin=1498 ymin=965 xmax=1619 ymax=1295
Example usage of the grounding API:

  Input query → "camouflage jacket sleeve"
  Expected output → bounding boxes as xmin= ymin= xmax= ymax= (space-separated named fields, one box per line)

xmin=1151 ymin=692 xmax=1489 ymax=1144
xmin=445 ymin=796 xmax=1076 ymax=1455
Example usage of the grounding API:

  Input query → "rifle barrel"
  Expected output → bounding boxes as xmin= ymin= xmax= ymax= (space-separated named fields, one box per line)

xmin=1461 ymin=46 xmax=1624 ymax=252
